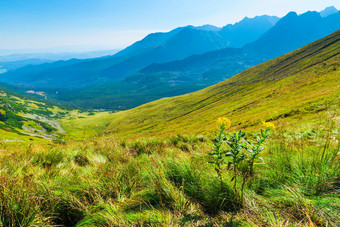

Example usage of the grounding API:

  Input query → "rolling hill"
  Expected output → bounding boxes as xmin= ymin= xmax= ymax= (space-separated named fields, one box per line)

xmin=100 ymin=29 xmax=340 ymax=138
xmin=0 ymin=49 xmax=121 ymax=74
xmin=0 ymin=86 xmax=74 ymax=141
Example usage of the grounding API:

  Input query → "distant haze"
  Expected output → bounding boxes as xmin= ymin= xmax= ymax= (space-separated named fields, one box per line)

xmin=0 ymin=0 xmax=339 ymax=53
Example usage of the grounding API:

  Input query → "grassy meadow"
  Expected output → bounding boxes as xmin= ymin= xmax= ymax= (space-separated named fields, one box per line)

xmin=0 ymin=30 xmax=339 ymax=227
xmin=0 ymin=111 xmax=339 ymax=226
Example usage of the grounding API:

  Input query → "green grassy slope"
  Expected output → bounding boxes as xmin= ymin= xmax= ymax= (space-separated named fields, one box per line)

xmin=0 ymin=84 xmax=113 ymax=142
xmin=103 ymin=30 xmax=340 ymax=138
xmin=0 ymin=87 xmax=74 ymax=141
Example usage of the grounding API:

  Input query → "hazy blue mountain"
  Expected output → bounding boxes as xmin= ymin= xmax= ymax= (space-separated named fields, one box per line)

xmin=129 ymin=10 xmax=340 ymax=86
xmin=219 ymin=15 xmax=279 ymax=47
xmin=113 ymin=16 xmax=278 ymax=59
xmin=244 ymin=10 xmax=340 ymax=58
xmin=0 ymin=49 xmax=120 ymax=70
xmin=92 ymin=17 xmax=279 ymax=81
xmin=0 ymin=15 xmax=278 ymax=89
xmin=193 ymin=25 xmax=221 ymax=31
xmin=0 ymin=49 xmax=120 ymax=76
xmin=112 ymin=27 xmax=186 ymax=58
xmin=99 ymin=27 xmax=230 ymax=80
xmin=0 ymin=59 xmax=53 ymax=74
xmin=320 ymin=6 xmax=338 ymax=17
xmin=0 ymin=49 xmax=120 ymax=62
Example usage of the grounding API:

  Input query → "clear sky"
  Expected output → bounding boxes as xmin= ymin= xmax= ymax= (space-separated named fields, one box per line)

xmin=0 ymin=0 xmax=339 ymax=52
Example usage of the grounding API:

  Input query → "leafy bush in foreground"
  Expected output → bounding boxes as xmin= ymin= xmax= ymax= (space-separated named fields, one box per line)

xmin=209 ymin=118 xmax=272 ymax=202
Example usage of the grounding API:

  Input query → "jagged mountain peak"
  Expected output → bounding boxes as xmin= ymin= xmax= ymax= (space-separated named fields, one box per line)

xmin=320 ymin=6 xmax=338 ymax=17
xmin=192 ymin=25 xmax=221 ymax=32
xmin=222 ymin=15 xmax=280 ymax=31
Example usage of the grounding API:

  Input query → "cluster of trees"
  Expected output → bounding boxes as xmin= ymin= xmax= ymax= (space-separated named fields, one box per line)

xmin=0 ymin=108 xmax=7 ymax=121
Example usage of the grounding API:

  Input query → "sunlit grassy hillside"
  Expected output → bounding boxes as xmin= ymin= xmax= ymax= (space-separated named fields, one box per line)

xmin=103 ymin=30 xmax=340 ymax=138
xmin=0 ymin=87 xmax=69 ymax=142
xmin=0 ymin=87 xmax=107 ymax=142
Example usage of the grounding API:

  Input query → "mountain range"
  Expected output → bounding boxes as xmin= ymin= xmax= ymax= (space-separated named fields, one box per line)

xmin=0 ymin=15 xmax=279 ymax=89
xmin=56 ymin=8 xmax=340 ymax=109
xmin=0 ymin=50 xmax=120 ymax=74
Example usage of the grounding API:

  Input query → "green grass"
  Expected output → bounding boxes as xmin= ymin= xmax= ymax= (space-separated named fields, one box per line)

xmin=0 ymin=123 xmax=339 ymax=226
xmin=59 ymin=111 xmax=112 ymax=140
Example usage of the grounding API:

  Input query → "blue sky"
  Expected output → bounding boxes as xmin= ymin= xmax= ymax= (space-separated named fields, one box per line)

xmin=0 ymin=0 xmax=339 ymax=52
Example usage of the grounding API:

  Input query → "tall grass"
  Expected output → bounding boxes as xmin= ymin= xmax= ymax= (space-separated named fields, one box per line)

xmin=0 ymin=126 xmax=339 ymax=226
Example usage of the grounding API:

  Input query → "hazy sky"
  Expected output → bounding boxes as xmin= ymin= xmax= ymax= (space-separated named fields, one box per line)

xmin=0 ymin=0 xmax=339 ymax=52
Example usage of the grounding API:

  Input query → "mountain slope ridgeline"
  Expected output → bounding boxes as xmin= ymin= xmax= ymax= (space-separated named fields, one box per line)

xmin=101 ymin=29 xmax=340 ymax=137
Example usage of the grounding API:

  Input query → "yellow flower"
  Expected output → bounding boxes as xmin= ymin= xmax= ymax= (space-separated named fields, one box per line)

xmin=217 ymin=117 xmax=231 ymax=128
xmin=262 ymin=121 xmax=275 ymax=129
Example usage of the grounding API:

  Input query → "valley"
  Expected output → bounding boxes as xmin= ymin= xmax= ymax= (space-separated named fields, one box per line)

xmin=0 ymin=5 xmax=339 ymax=227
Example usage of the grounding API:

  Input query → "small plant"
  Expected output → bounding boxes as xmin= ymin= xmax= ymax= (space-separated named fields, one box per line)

xmin=225 ymin=130 xmax=246 ymax=194
xmin=208 ymin=117 xmax=231 ymax=188
xmin=240 ymin=127 xmax=270 ymax=199
xmin=209 ymin=117 xmax=272 ymax=201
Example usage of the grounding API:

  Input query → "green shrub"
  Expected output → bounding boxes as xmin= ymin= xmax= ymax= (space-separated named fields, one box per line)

xmin=74 ymin=153 xmax=90 ymax=167
xmin=0 ymin=109 xmax=6 ymax=121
